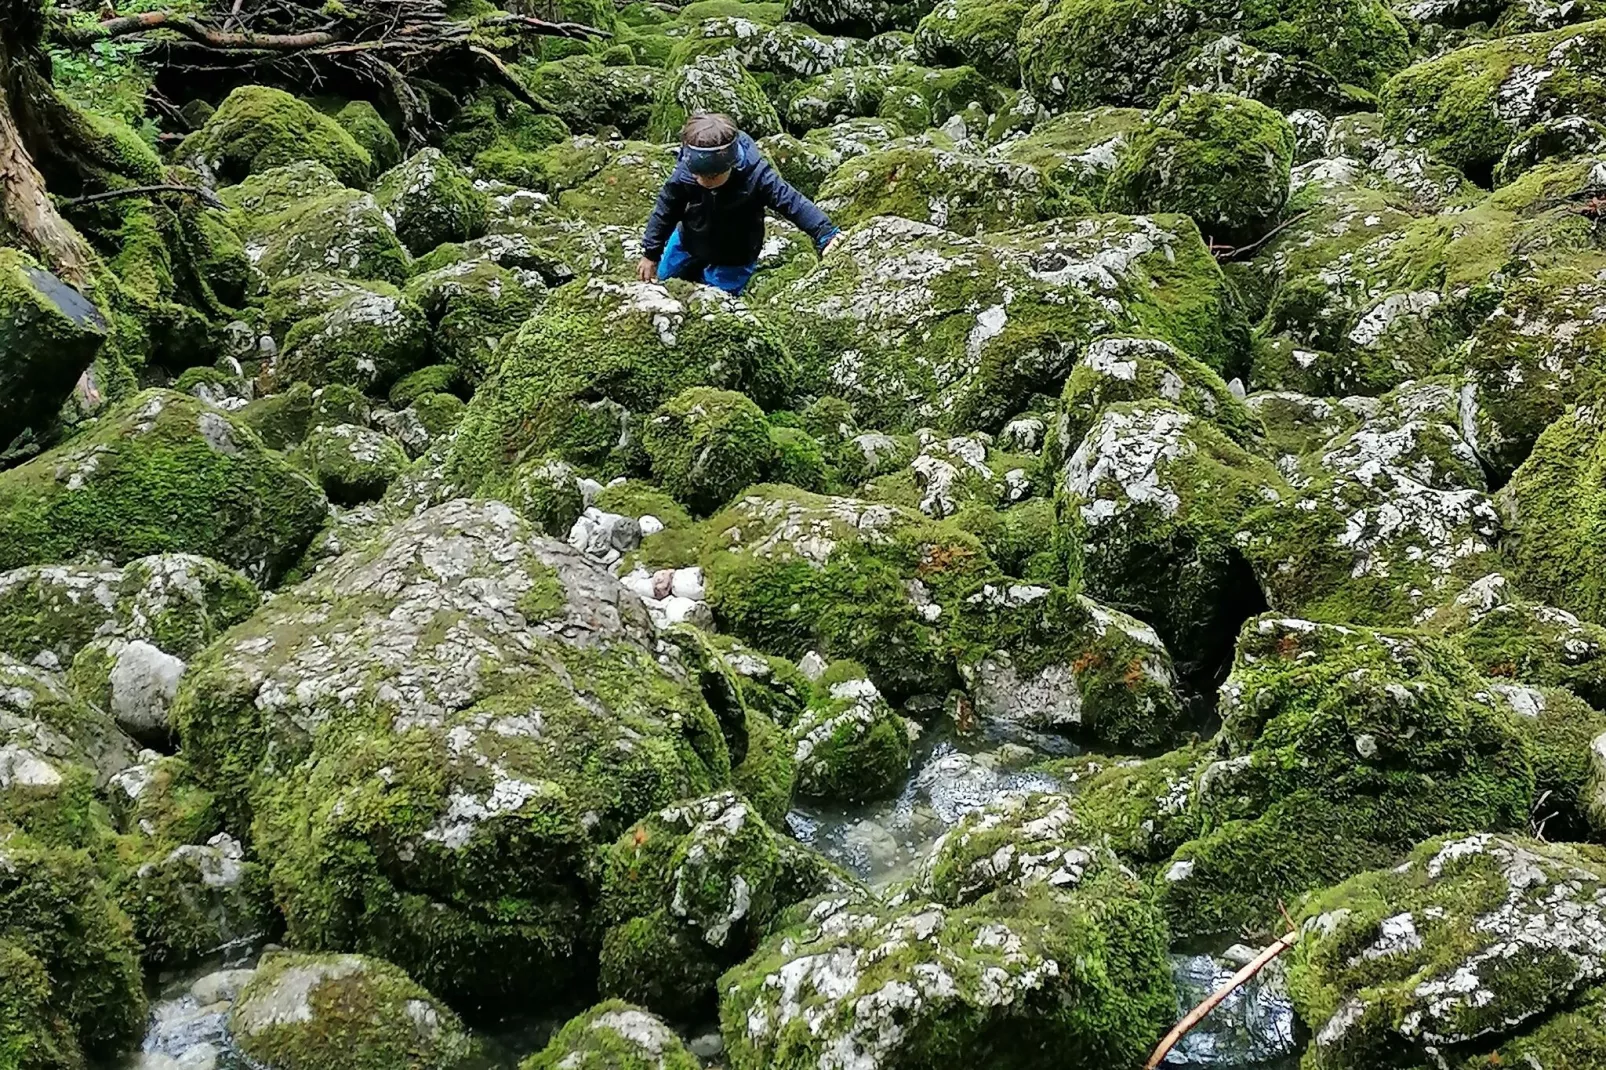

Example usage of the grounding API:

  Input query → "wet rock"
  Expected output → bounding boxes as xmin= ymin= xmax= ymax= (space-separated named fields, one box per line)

xmin=791 ymin=661 xmax=911 ymax=802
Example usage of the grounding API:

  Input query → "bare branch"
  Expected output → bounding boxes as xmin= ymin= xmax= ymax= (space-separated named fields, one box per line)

xmin=59 ymin=183 xmax=227 ymax=210
xmin=1144 ymin=928 xmax=1301 ymax=1070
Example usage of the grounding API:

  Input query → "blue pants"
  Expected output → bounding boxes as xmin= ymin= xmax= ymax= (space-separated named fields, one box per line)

xmin=656 ymin=226 xmax=758 ymax=295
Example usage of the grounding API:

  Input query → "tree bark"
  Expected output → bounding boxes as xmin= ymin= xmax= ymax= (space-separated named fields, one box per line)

xmin=0 ymin=76 xmax=99 ymax=287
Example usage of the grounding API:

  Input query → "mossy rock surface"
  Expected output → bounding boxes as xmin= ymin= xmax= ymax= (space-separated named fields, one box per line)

xmin=335 ymin=99 xmax=403 ymax=173
xmin=0 ymin=247 xmax=109 ymax=448
xmin=449 ymin=279 xmax=794 ymax=487
xmin=0 ymin=390 xmax=326 ymax=586
xmin=643 ymin=387 xmax=780 ymax=515
xmin=173 ymin=499 xmax=732 ymax=1009
xmin=1504 ymin=402 xmax=1606 ymax=627
xmin=0 ymin=838 xmax=146 ymax=1064
xmin=913 ymin=0 xmax=1028 ymax=83
xmin=269 ymin=275 xmax=431 ymax=394
xmin=649 ymin=52 xmax=784 ymax=141
xmin=521 ymin=1001 xmax=700 ymax=1070
xmin=373 ymin=149 xmax=491 ymax=257
xmin=1107 ymin=91 xmax=1295 ymax=245
xmin=1288 ymin=834 xmax=1606 ymax=1068
xmin=816 ymin=143 xmax=1063 ymax=233
xmin=790 ymin=661 xmax=910 ymax=802
xmin=231 ymin=951 xmax=479 ymax=1070
xmin=719 ymin=879 xmax=1175 ymax=1070
xmin=296 ymin=423 xmax=410 ymax=505
xmin=180 ymin=85 xmax=372 ymax=187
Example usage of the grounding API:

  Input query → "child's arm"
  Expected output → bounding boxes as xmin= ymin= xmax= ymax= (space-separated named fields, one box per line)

xmin=640 ymin=180 xmax=688 ymax=270
xmin=757 ymin=167 xmax=840 ymax=253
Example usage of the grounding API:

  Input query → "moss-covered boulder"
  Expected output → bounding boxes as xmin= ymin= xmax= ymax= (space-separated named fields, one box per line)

xmin=237 ymin=381 xmax=372 ymax=451
xmin=596 ymin=791 xmax=799 ymax=1017
xmin=649 ymin=52 xmax=784 ymax=141
xmin=231 ymin=951 xmax=478 ymax=1070
xmin=990 ymin=107 xmax=1145 ymax=203
xmin=1156 ymin=615 xmax=1534 ymax=938
xmin=180 ymin=85 xmax=372 ymax=187
xmin=1108 ymin=92 xmax=1294 ymax=244
xmin=1503 ymin=402 xmax=1606 ymax=626
xmin=910 ymin=791 xmax=1132 ymax=905
xmin=777 ymin=63 xmax=997 ymax=133
xmin=335 ymin=100 xmax=402 ymax=174
xmin=719 ymin=878 xmax=1174 ymax=1070
xmin=0 ymin=838 xmax=145 ymax=1064
xmin=522 ymin=1002 xmax=700 ymax=1070
xmin=373 ymin=149 xmax=490 ymax=257
xmin=0 ymin=390 xmax=326 ymax=585
xmin=175 ymin=499 xmax=733 ymax=1009
xmin=1244 ymin=379 xmax=1501 ymax=625
xmin=757 ymin=212 xmax=1243 ymax=433
xmin=1424 ymin=573 xmax=1606 ymax=711
xmin=948 ymin=580 xmax=1185 ymax=750
xmin=269 ymin=275 xmax=431 ymax=394
xmin=114 ymin=829 xmax=276 ymax=971
xmin=1052 ymin=335 xmax=1263 ymax=464
xmin=442 ymin=87 xmax=578 ymax=181
xmin=233 ymin=185 xmax=411 ymax=290
xmin=450 ymin=278 xmax=794 ymax=486
xmin=1460 ymin=273 xmax=1606 ymax=482
xmin=1058 ymin=399 xmax=1286 ymax=682
xmin=1288 ymin=834 xmax=1606 ymax=1068
xmin=1175 ymin=35 xmax=1351 ymax=113
xmin=783 ymin=0 xmax=936 ymax=35
xmin=405 ymin=258 xmax=542 ymax=385
xmin=817 ymin=143 xmax=1061 ymax=233
xmin=699 ymin=485 xmax=994 ymax=697
xmin=0 ymin=656 xmax=132 ymax=848
xmin=914 ymin=0 xmax=1026 ymax=83
xmin=1380 ymin=20 xmax=1606 ymax=180
xmin=1018 ymin=0 xmax=1410 ymax=109
xmin=0 ymin=247 xmax=109 ymax=449
xmin=296 ymin=423 xmax=410 ymax=505
xmin=791 ymin=661 xmax=910 ymax=802
xmin=667 ymin=16 xmax=857 ymax=79
xmin=643 ymin=388 xmax=780 ymax=515
xmin=1493 ymin=114 xmax=1606 ymax=186
xmin=0 ymin=553 xmax=257 ymax=666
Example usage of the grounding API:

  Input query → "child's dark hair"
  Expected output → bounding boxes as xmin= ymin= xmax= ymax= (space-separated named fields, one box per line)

xmin=682 ymin=113 xmax=738 ymax=148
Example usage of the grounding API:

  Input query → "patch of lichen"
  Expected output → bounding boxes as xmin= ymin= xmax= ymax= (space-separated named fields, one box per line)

xmin=0 ymin=390 xmax=327 ymax=586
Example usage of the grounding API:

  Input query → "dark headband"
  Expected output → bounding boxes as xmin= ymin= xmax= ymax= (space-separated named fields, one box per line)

xmin=683 ymin=139 xmax=739 ymax=177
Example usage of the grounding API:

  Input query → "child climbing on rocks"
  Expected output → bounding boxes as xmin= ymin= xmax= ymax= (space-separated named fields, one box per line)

xmin=637 ymin=112 xmax=843 ymax=296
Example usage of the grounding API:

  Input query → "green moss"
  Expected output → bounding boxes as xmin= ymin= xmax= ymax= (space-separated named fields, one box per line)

xmin=767 ymin=426 xmax=831 ymax=493
xmin=0 ymin=839 xmax=145 ymax=1064
xmin=733 ymin=708 xmax=799 ymax=825
xmin=791 ymin=661 xmax=910 ymax=802
xmin=335 ymin=100 xmax=403 ymax=174
xmin=233 ymin=187 xmax=412 ymax=289
xmin=409 ymin=393 xmax=468 ymax=439
xmin=373 ymin=148 xmax=490 ymax=256
xmin=448 ymin=279 xmax=795 ymax=488
xmin=700 ymin=485 xmax=993 ymax=698
xmin=644 ymin=388 xmax=780 ymax=516
xmin=947 ymin=580 xmax=1186 ymax=750
xmin=404 ymin=259 xmax=540 ymax=384
xmin=179 ymin=85 xmax=372 ymax=187
xmin=0 ymin=940 xmax=76 ymax=1070
xmin=1506 ymin=403 xmax=1606 ymax=645
xmin=0 ymin=390 xmax=327 ymax=585
xmin=1058 ymin=399 xmax=1287 ymax=681
xmin=390 ymin=365 xmax=466 ymax=408
xmin=914 ymin=0 xmax=1029 ymax=83
xmin=522 ymin=1001 xmax=700 ymax=1070
xmin=231 ymin=951 xmax=479 ymax=1070
xmin=995 ymin=107 xmax=1146 ymax=201
xmin=1381 ymin=20 xmax=1606 ymax=180
xmin=0 ymin=246 xmax=106 ymax=446
xmin=295 ymin=423 xmax=409 ymax=506
xmin=1019 ymin=0 xmax=1409 ymax=109
xmin=817 ymin=143 xmax=1064 ymax=234
xmin=521 ymin=57 xmax=662 ymax=139
xmin=442 ymin=89 xmax=574 ymax=185
xmin=490 ymin=457 xmax=585 ymax=535
xmin=1108 ymin=92 xmax=1294 ymax=244
xmin=237 ymin=381 xmax=372 ymax=451
xmin=596 ymin=480 xmax=695 ymax=529
xmin=113 ymin=833 xmax=277 ymax=971
xmin=719 ymin=880 xmax=1175 ymax=1070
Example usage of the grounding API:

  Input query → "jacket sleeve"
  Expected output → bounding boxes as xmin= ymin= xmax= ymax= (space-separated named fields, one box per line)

xmin=757 ymin=166 xmax=838 ymax=249
xmin=641 ymin=180 xmax=686 ymax=260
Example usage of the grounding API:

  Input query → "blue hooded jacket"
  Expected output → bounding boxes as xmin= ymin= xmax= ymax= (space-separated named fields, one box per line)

xmin=641 ymin=133 xmax=838 ymax=267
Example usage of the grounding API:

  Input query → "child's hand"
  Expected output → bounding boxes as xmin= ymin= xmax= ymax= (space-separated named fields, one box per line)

xmin=636 ymin=258 xmax=658 ymax=282
xmin=823 ymin=234 xmax=843 ymax=256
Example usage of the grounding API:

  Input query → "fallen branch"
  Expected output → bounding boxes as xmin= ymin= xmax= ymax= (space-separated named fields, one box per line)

xmin=61 ymin=11 xmax=337 ymax=49
xmin=1144 ymin=927 xmax=1301 ymax=1070
xmin=60 ymin=183 xmax=227 ymax=209
xmin=1212 ymin=209 xmax=1313 ymax=262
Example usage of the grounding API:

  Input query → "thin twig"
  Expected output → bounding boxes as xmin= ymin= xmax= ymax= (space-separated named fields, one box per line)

xmin=61 ymin=184 xmax=227 ymax=209
xmin=1213 ymin=209 xmax=1314 ymax=262
xmin=62 ymin=11 xmax=338 ymax=48
xmin=1144 ymin=927 xmax=1301 ymax=1070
